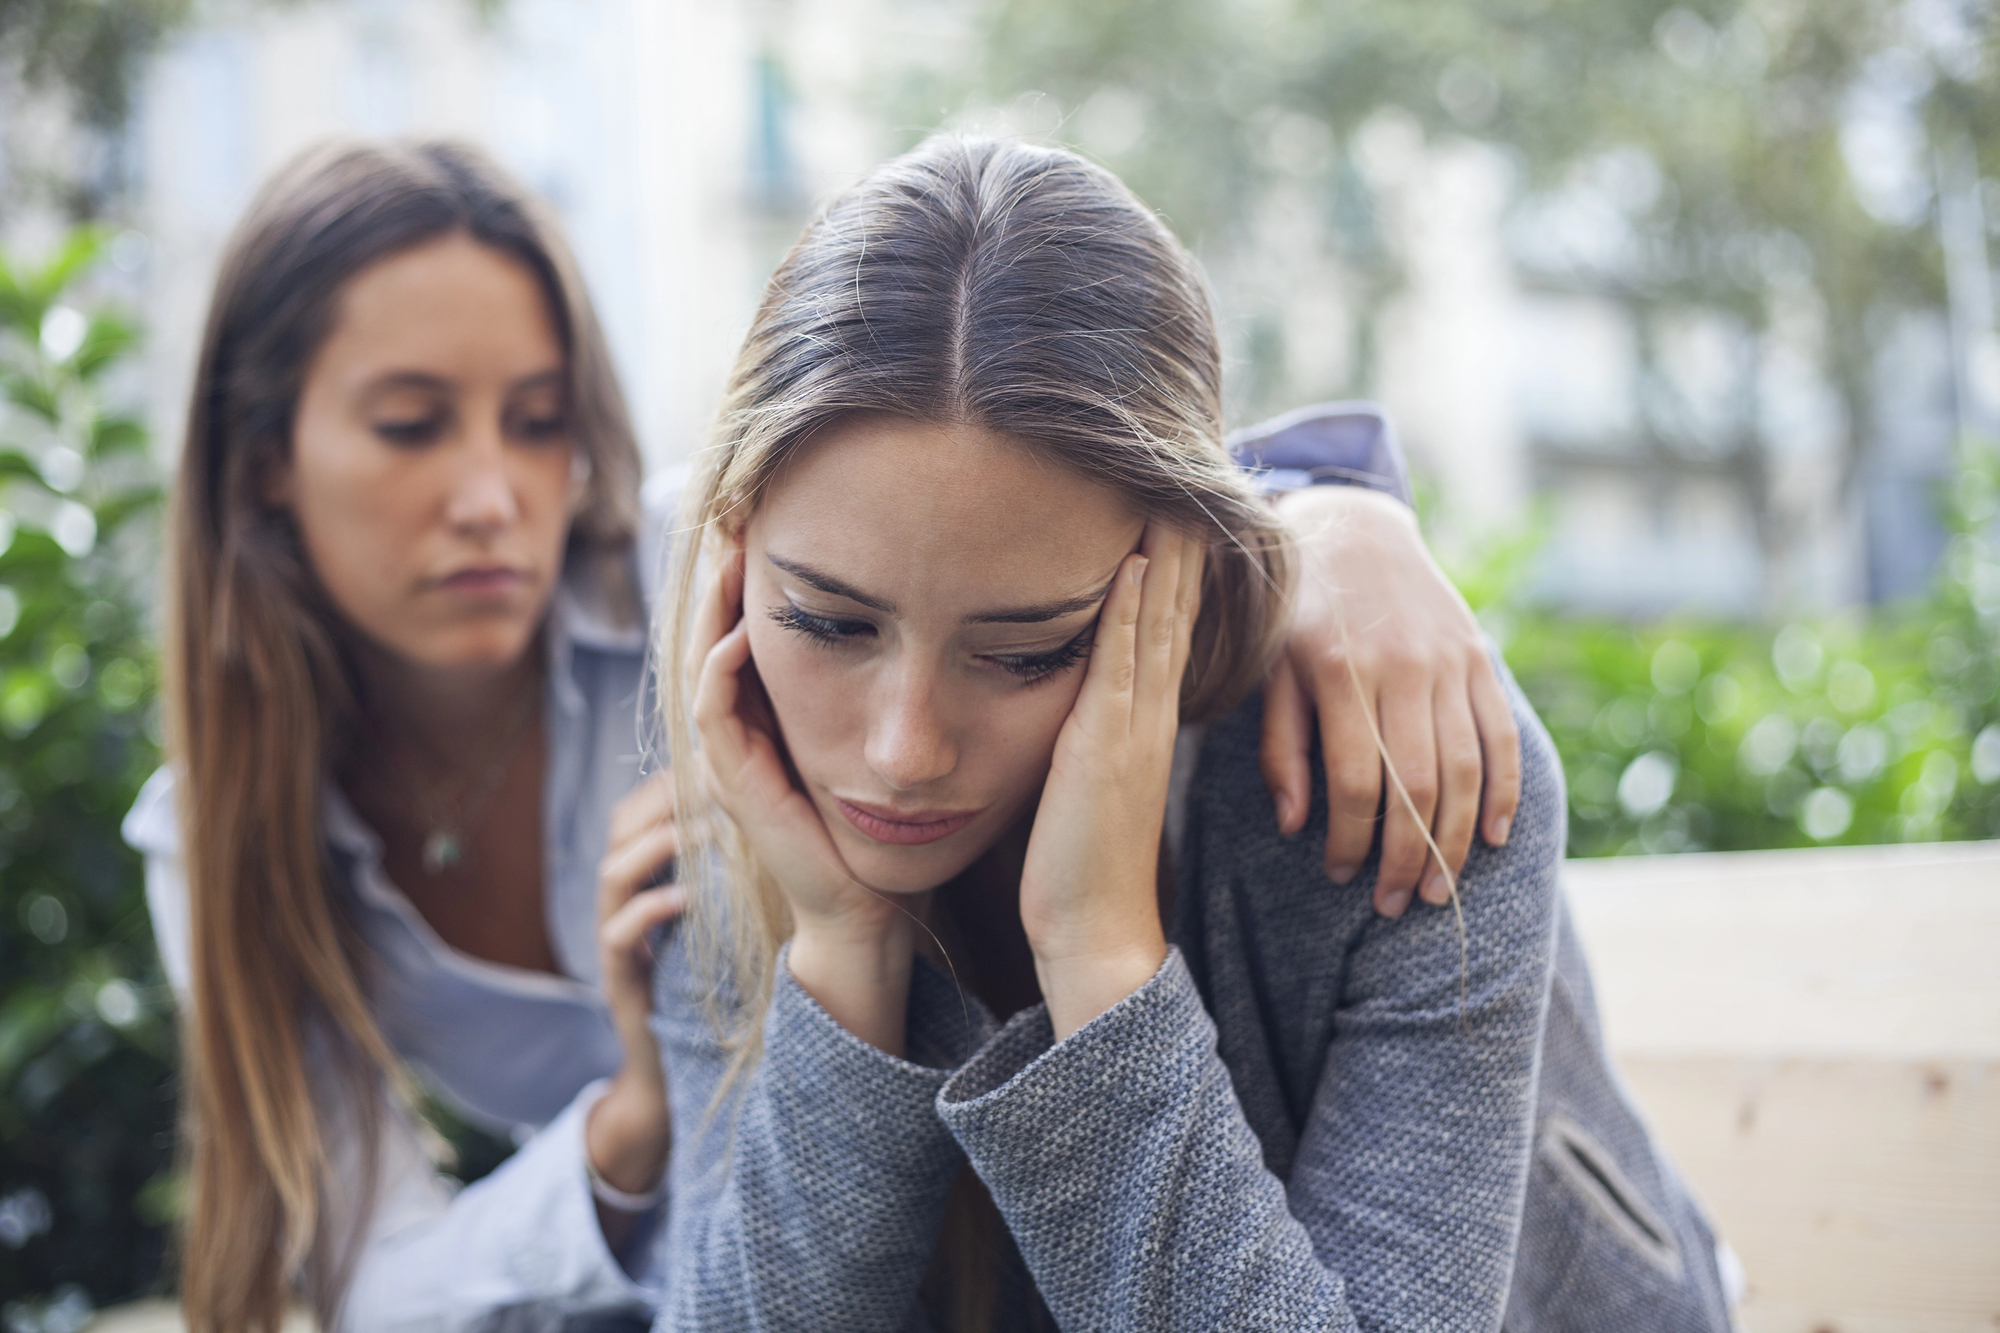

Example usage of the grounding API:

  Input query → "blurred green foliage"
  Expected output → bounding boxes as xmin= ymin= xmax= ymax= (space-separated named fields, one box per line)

xmin=0 ymin=230 xmax=171 ymax=1315
xmin=0 ymin=0 xmax=193 ymax=132
xmin=1460 ymin=442 xmax=2000 ymax=855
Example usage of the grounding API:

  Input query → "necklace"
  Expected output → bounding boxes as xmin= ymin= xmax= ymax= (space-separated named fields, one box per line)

xmin=380 ymin=678 xmax=543 ymax=876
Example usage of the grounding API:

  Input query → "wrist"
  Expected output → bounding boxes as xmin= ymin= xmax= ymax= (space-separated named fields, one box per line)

xmin=788 ymin=913 xmax=919 ymax=1057
xmin=1274 ymin=479 xmax=1414 ymax=528
xmin=1033 ymin=930 xmax=1168 ymax=1043
xmin=585 ymin=1074 xmax=671 ymax=1196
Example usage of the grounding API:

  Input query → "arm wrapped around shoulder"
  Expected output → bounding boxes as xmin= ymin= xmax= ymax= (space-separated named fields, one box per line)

xmin=1273 ymin=649 xmax=1567 ymax=1325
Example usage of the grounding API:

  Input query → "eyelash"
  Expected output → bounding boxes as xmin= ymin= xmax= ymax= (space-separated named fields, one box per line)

xmin=370 ymin=411 xmax=566 ymax=448
xmin=768 ymin=603 xmax=871 ymax=645
xmin=767 ymin=605 xmax=1093 ymax=684
xmin=375 ymin=418 xmax=444 ymax=447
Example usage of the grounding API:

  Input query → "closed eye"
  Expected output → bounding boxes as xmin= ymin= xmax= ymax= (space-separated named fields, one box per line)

xmin=987 ymin=624 xmax=1094 ymax=684
xmin=373 ymin=415 xmax=447 ymax=447
xmin=769 ymin=602 xmax=874 ymax=645
xmin=507 ymin=405 xmax=570 ymax=443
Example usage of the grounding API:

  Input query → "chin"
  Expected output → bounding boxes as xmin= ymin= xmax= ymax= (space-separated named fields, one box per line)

xmin=416 ymin=621 xmax=543 ymax=673
xmin=833 ymin=831 xmax=986 ymax=897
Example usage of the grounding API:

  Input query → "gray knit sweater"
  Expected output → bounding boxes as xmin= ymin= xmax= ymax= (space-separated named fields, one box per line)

xmin=647 ymin=669 xmax=1734 ymax=1332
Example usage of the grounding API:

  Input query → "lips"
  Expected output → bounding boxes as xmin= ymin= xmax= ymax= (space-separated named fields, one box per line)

xmin=436 ymin=565 xmax=528 ymax=595
xmin=836 ymin=798 xmax=983 ymax=846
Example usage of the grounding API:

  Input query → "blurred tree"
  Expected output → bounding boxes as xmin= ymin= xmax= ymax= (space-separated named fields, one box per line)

xmin=0 ymin=0 xmax=504 ymax=219
xmin=897 ymin=0 xmax=1998 ymax=584
xmin=0 ymin=0 xmax=192 ymax=132
xmin=0 ymin=229 xmax=171 ymax=1316
xmin=0 ymin=0 xmax=193 ymax=218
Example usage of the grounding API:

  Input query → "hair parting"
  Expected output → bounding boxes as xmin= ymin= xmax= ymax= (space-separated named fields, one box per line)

xmin=657 ymin=134 xmax=1294 ymax=1330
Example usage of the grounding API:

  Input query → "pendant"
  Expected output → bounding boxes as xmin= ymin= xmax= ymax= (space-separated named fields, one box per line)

xmin=422 ymin=829 xmax=464 ymax=875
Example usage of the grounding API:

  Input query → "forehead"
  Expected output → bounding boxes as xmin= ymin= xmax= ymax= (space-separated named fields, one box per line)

xmin=752 ymin=416 xmax=1142 ymax=610
xmin=317 ymin=234 xmax=561 ymax=379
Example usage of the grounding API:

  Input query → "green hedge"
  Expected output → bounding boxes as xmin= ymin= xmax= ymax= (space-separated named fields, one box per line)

xmin=1466 ymin=451 xmax=2000 ymax=858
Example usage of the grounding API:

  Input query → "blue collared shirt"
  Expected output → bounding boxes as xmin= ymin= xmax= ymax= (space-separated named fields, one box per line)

xmin=124 ymin=484 xmax=678 ymax=1327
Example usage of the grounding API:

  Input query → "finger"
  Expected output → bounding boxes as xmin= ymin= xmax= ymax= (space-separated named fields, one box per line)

xmin=693 ymin=619 xmax=756 ymax=765
xmin=1131 ymin=524 xmax=1186 ymax=716
xmin=1312 ymin=658 xmax=1383 ymax=884
xmin=1165 ymin=534 xmax=1205 ymax=723
xmin=602 ymin=884 xmax=690 ymax=967
xmin=695 ymin=619 xmax=814 ymax=827
xmin=684 ymin=546 xmax=746 ymax=692
xmin=1373 ymin=682 xmax=1439 ymax=918
xmin=597 ymin=822 xmax=682 ymax=923
xmin=1171 ymin=530 xmax=1204 ymax=677
xmin=1467 ymin=653 xmax=1522 ymax=848
xmin=1422 ymin=674 xmax=1483 ymax=907
xmin=1258 ymin=654 xmax=1313 ymax=836
xmin=1078 ymin=550 xmax=1147 ymax=725
xmin=601 ymin=885 xmax=690 ymax=1017
xmin=608 ymin=770 xmax=678 ymax=849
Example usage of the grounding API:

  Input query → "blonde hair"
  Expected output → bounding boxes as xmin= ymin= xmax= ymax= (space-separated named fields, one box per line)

xmin=165 ymin=139 xmax=640 ymax=1331
xmin=663 ymin=132 xmax=1292 ymax=1104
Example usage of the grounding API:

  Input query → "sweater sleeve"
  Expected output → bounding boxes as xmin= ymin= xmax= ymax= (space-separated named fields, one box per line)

xmin=651 ymin=932 xmax=994 ymax=1332
xmin=1225 ymin=401 xmax=1413 ymax=505
xmin=935 ymin=673 xmax=1566 ymax=1333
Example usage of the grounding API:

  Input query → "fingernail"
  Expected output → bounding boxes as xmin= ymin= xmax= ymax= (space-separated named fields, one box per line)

xmin=1421 ymin=871 xmax=1450 ymax=906
xmin=1128 ymin=557 xmax=1149 ymax=587
xmin=1379 ymin=887 xmax=1412 ymax=918
xmin=1327 ymin=862 xmax=1359 ymax=885
xmin=1274 ymin=794 xmax=1295 ymax=831
xmin=1490 ymin=815 xmax=1511 ymax=846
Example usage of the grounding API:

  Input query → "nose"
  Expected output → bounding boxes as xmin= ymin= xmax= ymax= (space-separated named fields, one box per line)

xmin=442 ymin=419 xmax=519 ymax=537
xmin=864 ymin=662 xmax=959 ymax=792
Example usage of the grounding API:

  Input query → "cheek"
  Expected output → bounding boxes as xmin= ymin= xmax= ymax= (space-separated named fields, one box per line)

xmin=972 ymin=674 xmax=1086 ymax=802
xmin=746 ymin=618 xmax=863 ymax=765
xmin=512 ymin=447 xmax=578 ymax=551
xmin=287 ymin=428 xmax=426 ymax=613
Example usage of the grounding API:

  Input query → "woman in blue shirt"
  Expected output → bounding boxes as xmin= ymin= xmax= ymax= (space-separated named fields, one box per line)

xmin=129 ymin=138 xmax=1526 ymax=1331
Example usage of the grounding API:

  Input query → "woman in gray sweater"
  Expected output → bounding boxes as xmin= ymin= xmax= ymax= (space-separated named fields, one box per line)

xmin=649 ymin=136 xmax=1736 ymax=1332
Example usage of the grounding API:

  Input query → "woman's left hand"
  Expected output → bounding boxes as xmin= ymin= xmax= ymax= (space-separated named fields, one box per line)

xmin=1020 ymin=523 xmax=1203 ymax=1041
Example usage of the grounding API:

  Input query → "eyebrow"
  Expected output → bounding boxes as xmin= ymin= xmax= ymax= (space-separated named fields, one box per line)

xmin=361 ymin=371 xmax=453 ymax=396
xmin=967 ymin=584 xmax=1114 ymax=624
xmin=360 ymin=367 xmax=564 ymax=396
xmin=766 ymin=553 xmax=1113 ymax=625
xmin=768 ymin=554 xmax=893 ymax=612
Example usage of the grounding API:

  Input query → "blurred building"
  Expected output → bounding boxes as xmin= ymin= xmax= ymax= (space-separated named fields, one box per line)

xmin=134 ymin=0 xmax=814 ymax=475
xmin=1211 ymin=119 xmax=1977 ymax=619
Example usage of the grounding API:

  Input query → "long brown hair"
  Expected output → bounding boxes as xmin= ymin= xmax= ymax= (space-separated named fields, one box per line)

xmin=662 ymin=135 xmax=1293 ymax=1325
xmin=164 ymin=139 xmax=640 ymax=1331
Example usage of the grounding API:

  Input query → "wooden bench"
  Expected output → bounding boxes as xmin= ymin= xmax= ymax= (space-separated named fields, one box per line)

xmin=1567 ymin=840 xmax=2000 ymax=1333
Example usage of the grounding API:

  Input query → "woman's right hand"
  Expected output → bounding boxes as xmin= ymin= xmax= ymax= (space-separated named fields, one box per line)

xmin=689 ymin=547 xmax=917 ymax=1055
xmin=586 ymin=769 xmax=686 ymax=1233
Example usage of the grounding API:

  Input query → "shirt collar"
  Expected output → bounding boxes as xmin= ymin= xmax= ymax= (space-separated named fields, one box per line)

xmin=322 ymin=552 xmax=648 ymax=863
